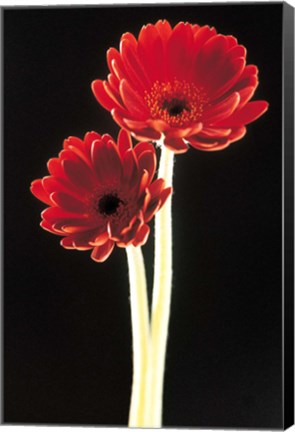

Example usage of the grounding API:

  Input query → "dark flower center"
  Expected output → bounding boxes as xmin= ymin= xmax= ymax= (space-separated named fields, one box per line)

xmin=162 ymin=98 xmax=188 ymax=116
xmin=145 ymin=80 xmax=209 ymax=128
xmin=98 ymin=193 xmax=123 ymax=216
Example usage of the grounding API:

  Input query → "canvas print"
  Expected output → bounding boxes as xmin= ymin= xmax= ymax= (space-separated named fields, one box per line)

xmin=3 ymin=2 xmax=294 ymax=429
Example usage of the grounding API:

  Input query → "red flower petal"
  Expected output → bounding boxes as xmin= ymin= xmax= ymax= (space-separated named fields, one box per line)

xmin=40 ymin=220 xmax=63 ymax=235
xmin=209 ymin=57 xmax=245 ymax=100
xmin=137 ymin=150 xmax=156 ymax=182
xmin=132 ymin=224 xmax=150 ymax=247
xmin=42 ymin=177 xmax=83 ymax=202
xmin=89 ymin=230 xmax=110 ymax=247
xmin=199 ymin=127 xmax=232 ymax=138
xmin=50 ymin=192 xmax=88 ymax=213
xmin=64 ymin=136 xmax=92 ymax=168
xmin=144 ymin=200 xmax=161 ymax=223
xmin=123 ymin=118 xmax=151 ymax=130
xmin=61 ymin=236 xmax=76 ymax=249
xmin=159 ymin=187 xmax=173 ymax=209
xmin=84 ymin=131 xmax=102 ymax=155
xmin=72 ymin=243 xmax=95 ymax=251
xmin=108 ymin=73 xmax=121 ymax=98
xmin=118 ymin=217 xmax=143 ymax=246
xmin=133 ymin=141 xmax=155 ymax=159
xmin=200 ymin=142 xmax=232 ymax=152
xmin=155 ymin=19 xmax=172 ymax=43
xmin=188 ymin=137 xmax=226 ymax=151
xmin=232 ymin=65 xmax=258 ymax=92
xmin=111 ymin=107 xmax=136 ymax=129
xmin=204 ymin=92 xmax=240 ymax=123
xmin=47 ymin=158 xmax=64 ymax=178
xmin=167 ymin=22 xmax=195 ymax=81
xmin=120 ymin=79 xmax=149 ymax=117
xmin=144 ymin=185 xmax=172 ymax=222
xmin=31 ymin=179 xmax=52 ymax=206
xmin=72 ymin=230 xmax=99 ymax=250
xmin=120 ymin=39 xmax=151 ymax=90
xmin=118 ymin=214 xmax=139 ymax=237
xmin=42 ymin=207 xmax=87 ymax=223
xmin=117 ymin=128 xmax=132 ymax=156
xmin=107 ymin=47 xmax=125 ymax=79
xmin=228 ymin=127 xmax=247 ymax=142
xmin=164 ymin=137 xmax=188 ymax=154
xmin=92 ymin=79 xmax=118 ymax=111
xmin=238 ymin=86 xmax=256 ymax=109
xmin=91 ymin=240 xmax=115 ymax=262
xmin=188 ymin=122 xmax=203 ymax=136
xmin=165 ymin=127 xmax=195 ymax=139
xmin=195 ymin=35 xmax=230 ymax=86
xmin=111 ymin=109 xmax=162 ymax=142
xmin=147 ymin=119 xmax=169 ymax=133
xmin=148 ymin=178 xmax=165 ymax=196
xmin=121 ymin=32 xmax=138 ymax=46
xmin=61 ymin=232 xmax=95 ymax=251
xmin=63 ymin=136 xmax=84 ymax=152
xmin=62 ymin=224 xmax=99 ymax=234
xmin=188 ymin=126 xmax=246 ymax=151
xmin=62 ymin=159 xmax=95 ymax=192
xmin=138 ymin=23 xmax=164 ymax=82
xmin=131 ymin=128 xmax=162 ymax=141
xmin=122 ymin=148 xmax=139 ymax=187
xmin=193 ymin=25 xmax=217 ymax=56
xmin=104 ymin=80 xmax=126 ymax=108
xmin=216 ymin=100 xmax=269 ymax=128
xmin=91 ymin=138 xmax=122 ymax=182
xmin=138 ymin=169 xmax=150 ymax=195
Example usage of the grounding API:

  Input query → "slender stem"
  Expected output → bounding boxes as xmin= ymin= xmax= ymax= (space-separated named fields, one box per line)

xmin=126 ymin=245 xmax=150 ymax=427
xmin=145 ymin=143 xmax=174 ymax=427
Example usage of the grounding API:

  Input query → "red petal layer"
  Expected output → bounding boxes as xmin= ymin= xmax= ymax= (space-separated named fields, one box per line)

xmin=31 ymin=179 xmax=52 ymax=206
xmin=138 ymin=23 xmax=164 ymax=82
xmin=62 ymin=159 xmax=94 ymax=193
xmin=118 ymin=128 xmax=132 ymax=156
xmin=164 ymin=137 xmax=188 ymax=154
xmin=91 ymin=138 xmax=122 ymax=182
xmin=167 ymin=22 xmax=195 ymax=81
xmin=120 ymin=79 xmax=149 ymax=118
xmin=120 ymin=39 xmax=150 ymax=91
xmin=132 ymin=224 xmax=150 ymax=247
xmin=216 ymin=101 xmax=269 ymax=127
xmin=42 ymin=207 xmax=87 ymax=224
xmin=92 ymin=80 xmax=117 ymax=111
xmin=91 ymin=240 xmax=115 ymax=262
xmin=155 ymin=20 xmax=172 ymax=42
xmin=50 ymin=192 xmax=88 ymax=213
xmin=122 ymin=148 xmax=139 ymax=187
xmin=138 ymin=150 xmax=156 ymax=182
xmin=204 ymin=92 xmax=240 ymax=124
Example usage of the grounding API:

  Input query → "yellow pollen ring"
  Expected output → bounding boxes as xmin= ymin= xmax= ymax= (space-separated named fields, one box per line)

xmin=144 ymin=79 xmax=209 ymax=128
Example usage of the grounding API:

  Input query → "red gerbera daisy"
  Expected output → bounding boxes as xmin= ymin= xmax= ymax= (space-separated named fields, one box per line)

xmin=92 ymin=20 xmax=269 ymax=153
xmin=30 ymin=130 xmax=171 ymax=262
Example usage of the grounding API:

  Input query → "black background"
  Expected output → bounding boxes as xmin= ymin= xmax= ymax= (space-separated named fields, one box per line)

xmin=3 ymin=3 xmax=283 ymax=428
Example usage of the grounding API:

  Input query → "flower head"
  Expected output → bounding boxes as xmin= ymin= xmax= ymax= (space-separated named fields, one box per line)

xmin=92 ymin=20 xmax=269 ymax=153
xmin=31 ymin=130 xmax=171 ymax=262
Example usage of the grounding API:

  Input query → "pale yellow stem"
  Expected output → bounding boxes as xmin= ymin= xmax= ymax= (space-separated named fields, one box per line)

xmin=126 ymin=245 xmax=150 ymax=427
xmin=144 ymin=143 xmax=174 ymax=427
